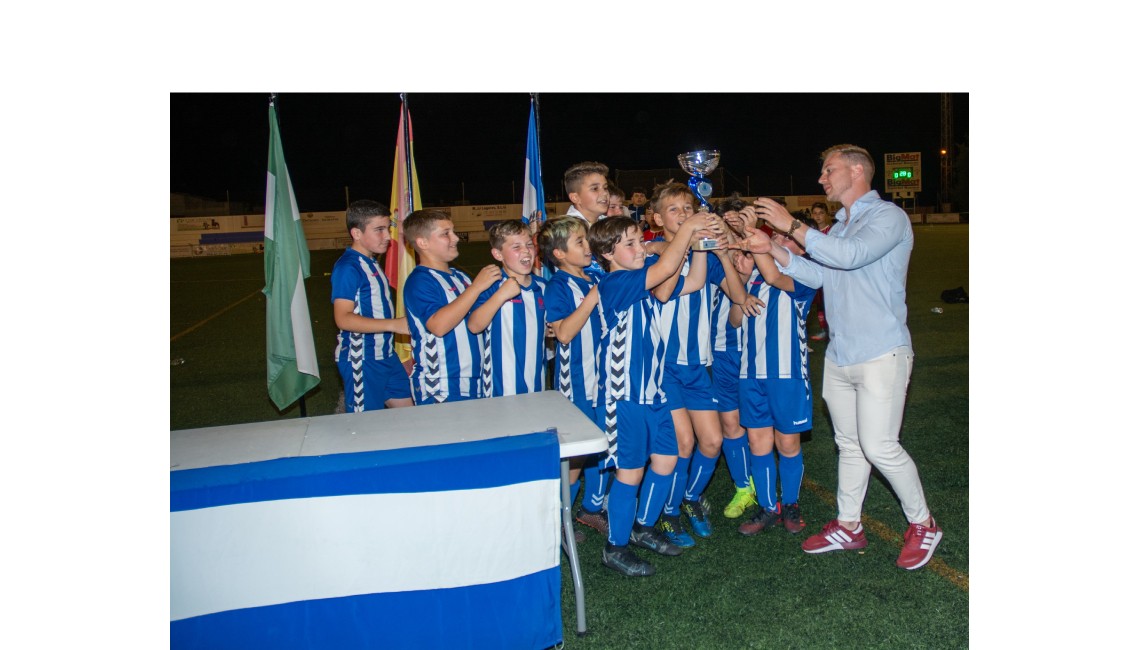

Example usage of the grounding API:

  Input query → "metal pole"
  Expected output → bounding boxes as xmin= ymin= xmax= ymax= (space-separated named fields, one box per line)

xmin=344 ymin=186 xmax=350 ymax=209
xmin=401 ymin=94 xmax=414 ymax=212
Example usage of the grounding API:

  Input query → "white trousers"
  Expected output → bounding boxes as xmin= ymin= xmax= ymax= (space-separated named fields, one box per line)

xmin=822 ymin=347 xmax=930 ymax=524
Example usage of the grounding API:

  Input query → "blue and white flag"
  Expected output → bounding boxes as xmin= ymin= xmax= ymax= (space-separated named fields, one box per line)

xmin=171 ymin=432 xmax=563 ymax=649
xmin=521 ymin=99 xmax=546 ymax=227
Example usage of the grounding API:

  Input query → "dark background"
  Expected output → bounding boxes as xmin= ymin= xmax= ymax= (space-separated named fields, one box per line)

xmin=170 ymin=92 xmax=968 ymax=212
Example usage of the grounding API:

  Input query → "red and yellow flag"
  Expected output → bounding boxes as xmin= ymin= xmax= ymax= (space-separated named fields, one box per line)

xmin=385 ymin=101 xmax=421 ymax=366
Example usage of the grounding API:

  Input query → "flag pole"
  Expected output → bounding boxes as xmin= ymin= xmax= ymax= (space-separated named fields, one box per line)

xmin=271 ymin=92 xmax=306 ymax=417
xmin=401 ymin=93 xmax=414 ymax=213
xmin=532 ymin=92 xmax=542 ymax=210
xmin=265 ymin=92 xmax=319 ymax=416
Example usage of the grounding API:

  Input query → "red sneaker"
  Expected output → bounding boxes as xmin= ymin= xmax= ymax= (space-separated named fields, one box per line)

xmin=896 ymin=519 xmax=943 ymax=570
xmin=801 ymin=519 xmax=867 ymax=554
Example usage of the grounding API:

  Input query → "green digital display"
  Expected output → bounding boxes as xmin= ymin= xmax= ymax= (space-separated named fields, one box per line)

xmin=892 ymin=168 xmax=913 ymax=180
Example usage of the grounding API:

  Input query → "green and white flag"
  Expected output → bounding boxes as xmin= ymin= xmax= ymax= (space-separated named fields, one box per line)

xmin=263 ymin=100 xmax=319 ymax=410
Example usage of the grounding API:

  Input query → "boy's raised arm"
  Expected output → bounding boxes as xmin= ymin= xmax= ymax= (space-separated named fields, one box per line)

xmin=550 ymin=285 xmax=599 ymax=344
xmin=425 ymin=265 xmax=500 ymax=336
xmin=645 ymin=213 xmax=715 ymax=290
xmin=467 ymin=277 xmax=522 ymax=334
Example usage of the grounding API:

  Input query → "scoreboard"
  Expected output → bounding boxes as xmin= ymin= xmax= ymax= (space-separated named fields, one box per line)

xmin=884 ymin=151 xmax=922 ymax=197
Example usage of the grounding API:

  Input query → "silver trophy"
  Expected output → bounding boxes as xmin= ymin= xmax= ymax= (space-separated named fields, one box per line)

xmin=677 ymin=149 xmax=720 ymax=212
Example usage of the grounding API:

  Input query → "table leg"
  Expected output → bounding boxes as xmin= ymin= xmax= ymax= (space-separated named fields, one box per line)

xmin=561 ymin=457 xmax=588 ymax=636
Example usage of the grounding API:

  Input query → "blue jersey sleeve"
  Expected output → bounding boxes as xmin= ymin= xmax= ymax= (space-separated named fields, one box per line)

xmin=543 ymin=278 xmax=576 ymax=323
xmin=791 ymin=279 xmax=818 ymax=304
xmin=403 ymin=268 xmax=448 ymax=326
xmin=599 ymin=267 xmax=649 ymax=320
xmin=330 ymin=252 xmax=363 ymax=303
xmin=707 ymin=252 xmax=726 ymax=289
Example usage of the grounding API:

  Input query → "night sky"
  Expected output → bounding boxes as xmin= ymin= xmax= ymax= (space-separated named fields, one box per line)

xmin=170 ymin=92 xmax=968 ymax=211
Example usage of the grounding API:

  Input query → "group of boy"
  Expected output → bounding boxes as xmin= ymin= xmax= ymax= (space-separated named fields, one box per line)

xmin=330 ymin=146 xmax=941 ymax=579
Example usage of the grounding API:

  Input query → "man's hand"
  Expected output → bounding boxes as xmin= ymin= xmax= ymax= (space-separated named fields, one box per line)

xmin=727 ymin=226 xmax=773 ymax=255
xmin=753 ymin=198 xmax=795 ymax=233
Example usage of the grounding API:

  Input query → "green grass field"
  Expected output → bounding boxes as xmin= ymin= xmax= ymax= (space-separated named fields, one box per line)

xmin=170 ymin=223 xmax=968 ymax=648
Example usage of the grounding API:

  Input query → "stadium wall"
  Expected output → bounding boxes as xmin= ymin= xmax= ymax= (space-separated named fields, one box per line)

xmin=170 ymin=195 xmax=910 ymax=259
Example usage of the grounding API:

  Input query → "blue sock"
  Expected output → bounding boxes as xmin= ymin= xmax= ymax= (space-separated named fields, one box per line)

xmin=722 ymin=435 xmax=751 ymax=489
xmin=684 ymin=448 xmax=719 ymax=501
xmin=607 ymin=478 xmax=639 ymax=546
xmin=778 ymin=450 xmax=804 ymax=505
xmin=749 ymin=451 xmax=778 ymax=511
xmin=582 ymin=458 xmax=607 ymax=512
xmin=636 ymin=468 xmax=673 ymax=527
xmin=568 ymin=479 xmax=581 ymax=509
xmin=662 ymin=455 xmax=691 ymax=516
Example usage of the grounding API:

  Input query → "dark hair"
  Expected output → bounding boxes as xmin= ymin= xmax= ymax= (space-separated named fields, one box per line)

xmin=537 ymin=216 xmax=587 ymax=270
xmin=714 ymin=192 xmax=746 ymax=216
xmin=345 ymin=200 xmax=390 ymax=235
xmin=631 ymin=187 xmax=646 ymax=196
xmin=403 ymin=209 xmax=451 ymax=248
xmin=587 ymin=216 xmax=638 ymax=272
xmin=487 ymin=219 xmax=531 ymax=249
xmin=563 ymin=161 xmax=610 ymax=195
xmin=607 ymin=183 xmax=626 ymax=200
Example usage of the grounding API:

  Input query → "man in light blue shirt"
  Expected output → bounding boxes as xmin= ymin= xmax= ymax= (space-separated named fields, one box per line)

xmin=750 ymin=144 xmax=942 ymax=571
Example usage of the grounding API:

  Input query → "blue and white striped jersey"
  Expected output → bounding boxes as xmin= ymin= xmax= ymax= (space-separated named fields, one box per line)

xmin=739 ymin=268 xmax=817 ymax=381
xmin=543 ymin=269 xmax=606 ymax=407
xmin=404 ymin=265 xmax=485 ymax=401
xmin=474 ymin=275 xmax=548 ymax=397
xmin=331 ymin=248 xmax=396 ymax=362
xmin=655 ymin=250 xmax=726 ymax=367
xmin=711 ymin=281 xmax=741 ymax=354
xmin=597 ymin=266 xmax=667 ymax=405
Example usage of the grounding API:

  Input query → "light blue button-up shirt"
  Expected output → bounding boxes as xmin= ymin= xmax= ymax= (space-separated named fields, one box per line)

xmin=777 ymin=190 xmax=913 ymax=367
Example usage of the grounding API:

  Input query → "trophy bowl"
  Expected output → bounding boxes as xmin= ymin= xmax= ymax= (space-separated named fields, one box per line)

xmin=677 ymin=150 xmax=721 ymax=176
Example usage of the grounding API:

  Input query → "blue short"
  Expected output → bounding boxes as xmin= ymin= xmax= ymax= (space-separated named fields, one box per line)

xmin=600 ymin=400 xmax=678 ymax=470
xmin=711 ymin=350 xmax=741 ymax=413
xmin=337 ymin=355 xmax=412 ymax=412
xmin=662 ymin=362 xmax=719 ymax=412
xmin=738 ymin=377 xmax=813 ymax=433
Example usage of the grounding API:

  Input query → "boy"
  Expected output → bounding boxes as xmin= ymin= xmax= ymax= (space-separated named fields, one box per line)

xmin=711 ymin=195 xmax=765 ymax=519
xmin=330 ymin=200 xmax=414 ymax=412
xmin=563 ymin=161 xmax=610 ymax=227
xmin=467 ymin=220 xmax=547 ymax=397
xmin=589 ymin=213 xmax=718 ymax=577
xmin=606 ymin=184 xmax=629 ymax=218
xmin=628 ymin=187 xmax=649 ymax=227
xmin=728 ymin=223 xmax=822 ymax=536
xmin=402 ymin=209 xmax=501 ymax=404
xmin=538 ymin=216 xmax=610 ymax=537
xmin=644 ymin=183 xmax=749 ymax=547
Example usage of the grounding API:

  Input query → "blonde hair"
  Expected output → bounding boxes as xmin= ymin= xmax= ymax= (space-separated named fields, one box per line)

xmin=537 ymin=216 xmax=587 ymax=271
xmin=821 ymin=144 xmax=875 ymax=181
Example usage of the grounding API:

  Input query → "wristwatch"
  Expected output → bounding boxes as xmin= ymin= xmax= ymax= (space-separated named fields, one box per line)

xmin=786 ymin=219 xmax=803 ymax=237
